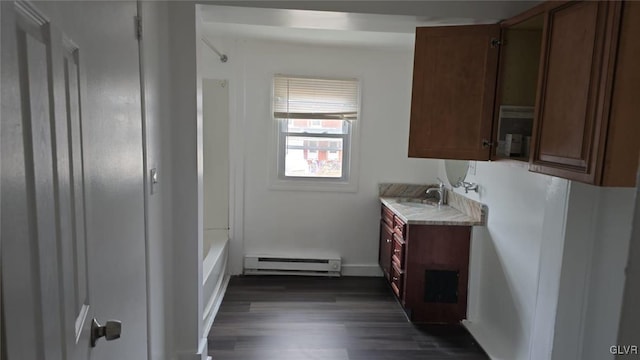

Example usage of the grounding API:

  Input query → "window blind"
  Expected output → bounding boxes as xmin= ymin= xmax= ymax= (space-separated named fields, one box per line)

xmin=273 ymin=75 xmax=359 ymax=120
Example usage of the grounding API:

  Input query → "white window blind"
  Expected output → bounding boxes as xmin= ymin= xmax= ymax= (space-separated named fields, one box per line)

xmin=273 ymin=75 xmax=359 ymax=120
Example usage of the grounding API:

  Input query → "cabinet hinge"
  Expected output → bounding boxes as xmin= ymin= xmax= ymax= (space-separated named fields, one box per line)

xmin=490 ymin=38 xmax=501 ymax=48
xmin=135 ymin=15 xmax=142 ymax=40
xmin=482 ymin=139 xmax=493 ymax=148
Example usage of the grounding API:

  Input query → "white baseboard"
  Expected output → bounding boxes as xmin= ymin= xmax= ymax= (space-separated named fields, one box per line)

xmin=198 ymin=337 xmax=208 ymax=360
xmin=176 ymin=274 xmax=228 ymax=360
xmin=462 ymin=320 xmax=513 ymax=360
xmin=175 ymin=343 xmax=208 ymax=360
xmin=341 ymin=264 xmax=383 ymax=277
xmin=174 ymin=337 xmax=209 ymax=360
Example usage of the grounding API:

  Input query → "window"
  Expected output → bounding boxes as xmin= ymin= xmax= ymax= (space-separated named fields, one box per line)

xmin=273 ymin=75 xmax=359 ymax=183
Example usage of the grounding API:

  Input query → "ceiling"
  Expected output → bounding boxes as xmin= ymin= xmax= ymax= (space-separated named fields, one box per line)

xmin=200 ymin=1 xmax=539 ymax=49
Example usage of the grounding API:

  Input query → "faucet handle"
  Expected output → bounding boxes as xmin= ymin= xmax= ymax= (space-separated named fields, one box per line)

xmin=462 ymin=181 xmax=478 ymax=194
xmin=436 ymin=177 xmax=446 ymax=187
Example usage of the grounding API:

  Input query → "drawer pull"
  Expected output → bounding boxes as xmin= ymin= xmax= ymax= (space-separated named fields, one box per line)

xmin=392 ymin=277 xmax=399 ymax=281
xmin=394 ymin=249 xmax=401 ymax=254
xmin=386 ymin=239 xmax=392 ymax=243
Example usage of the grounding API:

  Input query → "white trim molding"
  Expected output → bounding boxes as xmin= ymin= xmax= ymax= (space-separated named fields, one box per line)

xmin=341 ymin=264 xmax=382 ymax=277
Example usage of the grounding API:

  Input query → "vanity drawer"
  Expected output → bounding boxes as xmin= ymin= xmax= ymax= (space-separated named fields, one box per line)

xmin=381 ymin=206 xmax=394 ymax=228
xmin=393 ymin=216 xmax=406 ymax=239
xmin=390 ymin=263 xmax=404 ymax=298
xmin=392 ymin=234 xmax=405 ymax=270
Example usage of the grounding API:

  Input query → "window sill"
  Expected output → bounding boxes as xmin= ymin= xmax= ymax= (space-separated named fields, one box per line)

xmin=268 ymin=177 xmax=358 ymax=193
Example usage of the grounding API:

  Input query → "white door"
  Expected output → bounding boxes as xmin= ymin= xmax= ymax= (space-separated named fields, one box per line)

xmin=1 ymin=1 xmax=148 ymax=359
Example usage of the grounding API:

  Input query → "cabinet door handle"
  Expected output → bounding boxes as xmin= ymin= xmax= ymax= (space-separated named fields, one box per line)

xmin=394 ymin=249 xmax=401 ymax=254
xmin=482 ymin=138 xmax=493 ymax=148
xmin=392 ymin=277 xmax=399 ymax=281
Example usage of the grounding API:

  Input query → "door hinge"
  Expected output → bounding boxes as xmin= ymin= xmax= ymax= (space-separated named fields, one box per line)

xmin=135 ymin=15 xmax=142 ymax=40
xmin=490 ymin=38 xmax=501 ymax=48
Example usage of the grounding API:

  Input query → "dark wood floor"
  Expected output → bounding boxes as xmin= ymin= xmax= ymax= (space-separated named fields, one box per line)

xmin=208 ymin=276 xmax=488 ymax=360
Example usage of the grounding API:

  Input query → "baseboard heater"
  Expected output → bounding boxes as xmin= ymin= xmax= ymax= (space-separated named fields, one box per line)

xmin=244 ymin=256 xmax=341 ymax=277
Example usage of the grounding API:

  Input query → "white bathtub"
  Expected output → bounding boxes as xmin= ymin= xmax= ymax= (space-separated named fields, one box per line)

xmin=202 ymin=229 xmax=229 ymax=336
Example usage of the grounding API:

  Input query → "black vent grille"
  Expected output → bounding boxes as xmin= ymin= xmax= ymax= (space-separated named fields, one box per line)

xmin=424 ymin=269 xmax=459 ymax=303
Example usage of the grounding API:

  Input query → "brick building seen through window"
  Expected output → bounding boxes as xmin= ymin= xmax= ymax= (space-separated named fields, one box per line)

xmin=284 ymin=119 xmax=345 ymax=177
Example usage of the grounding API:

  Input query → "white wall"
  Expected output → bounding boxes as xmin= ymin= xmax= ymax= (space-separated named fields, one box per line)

xmin=140 ymin=2 xmax=174 ymax=359
xmin=176 ymin=5 xmax=638 ymax=360
xmin=448 ymin=160 xmax=636 ymax=360
xmin=1 ymin=2 xmax=3 ymax=353
xmin=582 ymin=187 xmax=635 ymax=359
xmin=200 ymin=36 xmax=440 ymax=275
xmin=201 ymin=78 xmax=231 ymax=339
xmin=203 ymin=79 xmax=230 ymax=238
xmin=202 ymin=78 xmax=230 ymax=268
xmin=451 ymin=161 xmax=570 ymax=360
xmin=555 ymin=184 xmax=635 ymax=360
xmin=617 ymin=174 xmax=640 ymax=357
xmin=200 ymin=38 xmax=245 ymax=275
xmin=168 ymin=2 xmax=205 ymax=359
xmin=205 ymin=1 xmax=539 ymax=21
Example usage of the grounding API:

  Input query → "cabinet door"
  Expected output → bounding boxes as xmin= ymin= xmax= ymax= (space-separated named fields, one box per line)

xmin=601 ymin=1 xmax=640 ymax=187
xmin=403 ymin=225 xmax=471 ymax=324
xmin=408 ymin=25 xmax=500 ymax=160
xmin=379 ymin=221 xmax=393 ymax=280
xmin=530 ymin=1 xmax=621 ymax=183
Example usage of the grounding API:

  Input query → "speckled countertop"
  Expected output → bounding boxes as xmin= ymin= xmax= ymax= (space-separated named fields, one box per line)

xmin=380 ymin=197 xmax=482 ymax=226
xmin=378 ymin=183 xmax=487 ymax=226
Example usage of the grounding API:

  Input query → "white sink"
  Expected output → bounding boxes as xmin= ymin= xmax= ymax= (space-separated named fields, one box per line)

xmin=396 ymin=198 xmax=439 ymax=207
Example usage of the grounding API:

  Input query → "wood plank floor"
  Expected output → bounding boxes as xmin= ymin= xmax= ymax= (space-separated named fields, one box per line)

xmin=208 ymin=276 xmax=488 ymax=360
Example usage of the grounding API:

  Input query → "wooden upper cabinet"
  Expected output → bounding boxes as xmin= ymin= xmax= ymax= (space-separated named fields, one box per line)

xmin=491 ymin=12 xmax=544 ymax=161
xmin=406 ymin=1 xmax=639 ymax=186
xmin=530 ymin=1 xmax=626 ymax=184
xmin=602 ymin=1 xmax=640 ymax=186
xmin=408 ymin=25 xmax=500 ymax=160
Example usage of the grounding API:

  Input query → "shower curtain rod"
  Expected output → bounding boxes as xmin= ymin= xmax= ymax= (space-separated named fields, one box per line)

xmin=202 ymin=37 xmax=228 ymax=63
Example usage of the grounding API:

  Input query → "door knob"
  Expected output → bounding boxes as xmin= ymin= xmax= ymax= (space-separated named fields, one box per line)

xmin=90 ymin=318 xmax=122 ymax=347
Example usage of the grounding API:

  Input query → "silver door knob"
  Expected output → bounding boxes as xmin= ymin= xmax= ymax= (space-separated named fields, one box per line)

xmin=90 ymin=318 xmax=122 ymax=347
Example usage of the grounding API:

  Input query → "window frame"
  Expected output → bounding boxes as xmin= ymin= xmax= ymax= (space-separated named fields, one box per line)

xmin=269 ymin=74 xmax=361 ymax=192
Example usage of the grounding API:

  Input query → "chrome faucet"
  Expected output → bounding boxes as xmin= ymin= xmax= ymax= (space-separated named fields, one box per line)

xmin=426 ymin=179 xmax=447 ymax=206
xmin=461 ymin=181 xmax=479 ymax=194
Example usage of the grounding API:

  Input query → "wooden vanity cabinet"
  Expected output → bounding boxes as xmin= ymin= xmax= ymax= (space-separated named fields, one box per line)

xmin=379 ymin=221 xmax=393 ymax=281
xmin=379 ymin=205 xmax=396 ymax=280
xmin=403 ymin=225 xmax=471 ymax=324
xmin=379 ymin=205 xmax=471 ymax=324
